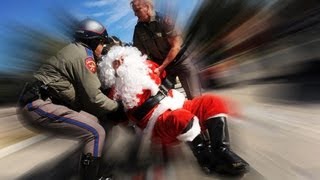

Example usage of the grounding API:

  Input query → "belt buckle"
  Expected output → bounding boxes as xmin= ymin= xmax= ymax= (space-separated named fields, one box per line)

xmin=159 ymin=85 xmax=168 ymax=96
xmin=158 ymin=88 xmax=166 ymax=96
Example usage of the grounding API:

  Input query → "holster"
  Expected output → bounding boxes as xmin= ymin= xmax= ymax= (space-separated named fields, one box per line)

xmin=18 ymin=80 xmax=49 ymax=107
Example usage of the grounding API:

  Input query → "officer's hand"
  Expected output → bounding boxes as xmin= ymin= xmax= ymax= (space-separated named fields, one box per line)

xmin=107 ymin=101 xmax=127 ymax=123
xmin=116 ymin=100 xmax=124 ymax=111
xmin=154 ymin=68 xmax=160 ymax=76
xmin=155 ymin=66 xmax=164 ymax=77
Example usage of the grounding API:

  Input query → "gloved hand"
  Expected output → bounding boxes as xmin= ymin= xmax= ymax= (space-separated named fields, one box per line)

xmin=116 ymin=100 xmax=125 ymax=112
xmin=107 ymin=101 xmax=128 ymax=124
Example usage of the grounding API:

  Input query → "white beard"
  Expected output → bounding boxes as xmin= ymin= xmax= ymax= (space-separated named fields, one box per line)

xmin=98 ymin=46 xmax=159 ymax=109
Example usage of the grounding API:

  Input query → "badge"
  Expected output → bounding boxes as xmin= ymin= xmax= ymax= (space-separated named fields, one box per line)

xmin=85 ymin=58 xmax=97 ymax=73
xmin=156 ymin=32 xmax=162 ymax=37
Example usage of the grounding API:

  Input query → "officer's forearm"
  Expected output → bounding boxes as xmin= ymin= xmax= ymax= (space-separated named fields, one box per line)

xmin=97 ymin=95 xmax=119 ymax=112
xmin=88 ymin=88 xmax=119 ymax=113
xmin=160 ymin=35 xmax=182 ymax=70
xmin=160 ymin=47 xmax=180 ymax=70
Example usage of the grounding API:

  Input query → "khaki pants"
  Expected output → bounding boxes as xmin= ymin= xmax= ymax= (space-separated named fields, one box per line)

xmin=19 ymin=98 xmax=106 ymax=157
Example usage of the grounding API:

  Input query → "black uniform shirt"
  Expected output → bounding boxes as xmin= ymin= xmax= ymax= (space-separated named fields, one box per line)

xmin=133 ymin=12 xmax=179 ymax=65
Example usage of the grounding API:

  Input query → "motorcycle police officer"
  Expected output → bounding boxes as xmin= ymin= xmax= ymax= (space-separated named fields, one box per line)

xmin=17 ymin=18 xmax=122 ymax=180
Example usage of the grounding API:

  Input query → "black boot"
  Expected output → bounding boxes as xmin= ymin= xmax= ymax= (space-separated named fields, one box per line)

xmin=206 ymin=117 xmax=249 ymax=175
xmin=80 ymin=153 xmax=101 ymax=180
xmin=188 ymin=134 xmax=213 ymax=174
xmin=97 ymin=161 xmax=115 ymax=180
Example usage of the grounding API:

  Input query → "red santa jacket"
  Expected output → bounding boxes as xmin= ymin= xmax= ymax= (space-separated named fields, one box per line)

xmin=126 ymin=60 xmax=168 ymax=129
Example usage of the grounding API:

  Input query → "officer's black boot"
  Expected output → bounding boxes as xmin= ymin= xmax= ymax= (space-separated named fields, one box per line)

xmin=206 ymin=117 xmax=249 ymax=175
xmin=187 ymin=134 xmax=213 ymax=174
xmin=80 ymin=153 xmax=101 ymax=180
xmin=97 ymin=161 xmax=115 ymax=180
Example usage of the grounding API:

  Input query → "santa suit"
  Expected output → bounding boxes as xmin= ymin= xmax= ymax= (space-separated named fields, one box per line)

xmin=100 ymin=46 xmax=249 ymax=175
xmin=124 ymin=61 xmax=229 ymax=145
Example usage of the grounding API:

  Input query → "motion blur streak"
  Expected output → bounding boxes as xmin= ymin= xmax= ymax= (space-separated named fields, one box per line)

xmin=0 ymin=0 xmax=320 ymax=179
xmin=0 ymin=7 xmax=79 ymax=104
xmin=186 ymin=0 xmax=320 ymax=95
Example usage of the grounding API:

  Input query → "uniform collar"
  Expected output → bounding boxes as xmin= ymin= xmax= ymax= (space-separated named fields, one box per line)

xmin=149 ymin=13 xmax=156 ymax=22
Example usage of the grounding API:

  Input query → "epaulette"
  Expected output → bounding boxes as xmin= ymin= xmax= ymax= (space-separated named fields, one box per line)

xmin=85 ymin=47 xmax=94 ymax=59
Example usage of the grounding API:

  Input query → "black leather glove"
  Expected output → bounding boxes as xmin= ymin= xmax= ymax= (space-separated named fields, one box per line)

xmin=107 ymin=101 xmax=128 ymax=123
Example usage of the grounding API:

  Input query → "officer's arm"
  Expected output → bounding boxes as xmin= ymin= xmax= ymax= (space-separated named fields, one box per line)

xmin=74 ymin=57 xmax=119 ymax=113
xmin=158 ymin=35 xmax=182 ymax=72
xmin=158 ymin=16 xmax=183 ymax=72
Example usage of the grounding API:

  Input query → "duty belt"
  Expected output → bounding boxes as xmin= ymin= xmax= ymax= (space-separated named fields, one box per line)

xmin=132 ymin=79 xmax=172 ymax=120
xmin=18 ymin=80 xmax=49 ymax=107
xmin=18 ymin=80 xmax=79 ymax=111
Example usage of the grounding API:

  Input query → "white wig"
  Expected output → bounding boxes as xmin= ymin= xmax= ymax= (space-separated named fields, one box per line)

xmin=98 ymin=46 xmax=159 ymax=109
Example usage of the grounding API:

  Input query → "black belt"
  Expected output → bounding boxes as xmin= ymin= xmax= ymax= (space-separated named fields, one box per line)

xmin=18 ymin=80 xmax=78 ymax=111
xmin=132 ymin=79 xmax=172 ymax=120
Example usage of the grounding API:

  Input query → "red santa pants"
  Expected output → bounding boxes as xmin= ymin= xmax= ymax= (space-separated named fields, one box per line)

xmin=151 ymin=94 xmax=229 ymax=145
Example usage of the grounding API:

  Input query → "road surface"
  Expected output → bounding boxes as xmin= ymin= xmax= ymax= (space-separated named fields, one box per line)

xmin=0 ymin=83 xmax=319 ymax=179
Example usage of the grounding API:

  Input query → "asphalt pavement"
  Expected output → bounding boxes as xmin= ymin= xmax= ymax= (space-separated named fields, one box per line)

xmin=0 ymin=83 xmax=319 ymax=179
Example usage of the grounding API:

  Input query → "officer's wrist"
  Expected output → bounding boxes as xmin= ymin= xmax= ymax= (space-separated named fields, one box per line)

xmin=116 ymin=100 xmax=124 ymax=110
xmin=159 ymin=65 xmax=165 ymax=72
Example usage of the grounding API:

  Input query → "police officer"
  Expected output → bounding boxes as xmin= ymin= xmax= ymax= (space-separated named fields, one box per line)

xmin=131 ymin=0 xmax=201 ymax=99
xmin=17 ymin=18 xmax=122 ymax=180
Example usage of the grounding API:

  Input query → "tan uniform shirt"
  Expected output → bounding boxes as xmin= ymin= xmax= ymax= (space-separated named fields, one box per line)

xmin=34 ymin=42 xmax=118 ymax=117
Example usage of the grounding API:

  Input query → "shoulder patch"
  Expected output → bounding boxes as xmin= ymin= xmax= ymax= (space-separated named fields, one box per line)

xmin=85 ymin=57 xmax=97 ymax=73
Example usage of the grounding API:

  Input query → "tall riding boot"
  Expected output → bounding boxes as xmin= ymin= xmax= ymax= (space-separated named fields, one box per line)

xmin=206 ymin=117 xmax=249 ymax=175
xmin=97 ymin=159 xmax=115 ymax=180
xmin=187 ymin=134 xmax=213 ymax=174
xmin=80 ymin=153 xmax=101 ymax=180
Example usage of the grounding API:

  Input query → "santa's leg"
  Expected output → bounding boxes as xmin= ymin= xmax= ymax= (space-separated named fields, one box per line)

xmin=205 ymin=115 xmax=249 ymax=175
xmin=177 ymin=117 xmax=213 ymax=174
xmin=183 ymin=94 xmax=249 ymax=175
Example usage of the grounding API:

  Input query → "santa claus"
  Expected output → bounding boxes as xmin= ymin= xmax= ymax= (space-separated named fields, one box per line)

xmin=98 ymin=46 xmax=249 ymax=175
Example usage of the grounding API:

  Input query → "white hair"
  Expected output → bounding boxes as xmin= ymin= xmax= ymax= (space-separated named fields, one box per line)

xmin=98 ymin=46 xmax=159 ymax=109
xmin=131 ymin=0 xmax=154 ymax=7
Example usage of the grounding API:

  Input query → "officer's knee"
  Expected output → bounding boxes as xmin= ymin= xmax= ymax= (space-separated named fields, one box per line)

xmin=83 ymin=123 xmax=106 ymax=143
xmin=95 ymin=125 xmax=106 ymax=142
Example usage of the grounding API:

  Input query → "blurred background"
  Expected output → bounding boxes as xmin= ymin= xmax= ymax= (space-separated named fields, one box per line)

xmin=0 ymin=0 xmax=319 ymax=179
xmin=189 ymin=0 xmax=320 ymax=103
xmin=0 ymin=0 xmax=319 ymax=104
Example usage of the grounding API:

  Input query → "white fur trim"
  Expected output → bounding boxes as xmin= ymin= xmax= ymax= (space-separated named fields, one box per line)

xmin=143 ymin=89 xmax=186 ymax=138
xmin=143 ymin=102 xmax=169 ymax=136
xmin=159 ymin=89 xmax=186 ymax=111
xmin=176 ymin=117 xmax=201 ymax=142
xmin=207 ymin=113 xmax=228 ymax=119
xmin=137 ymin=88 xmax=188 ymax=157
